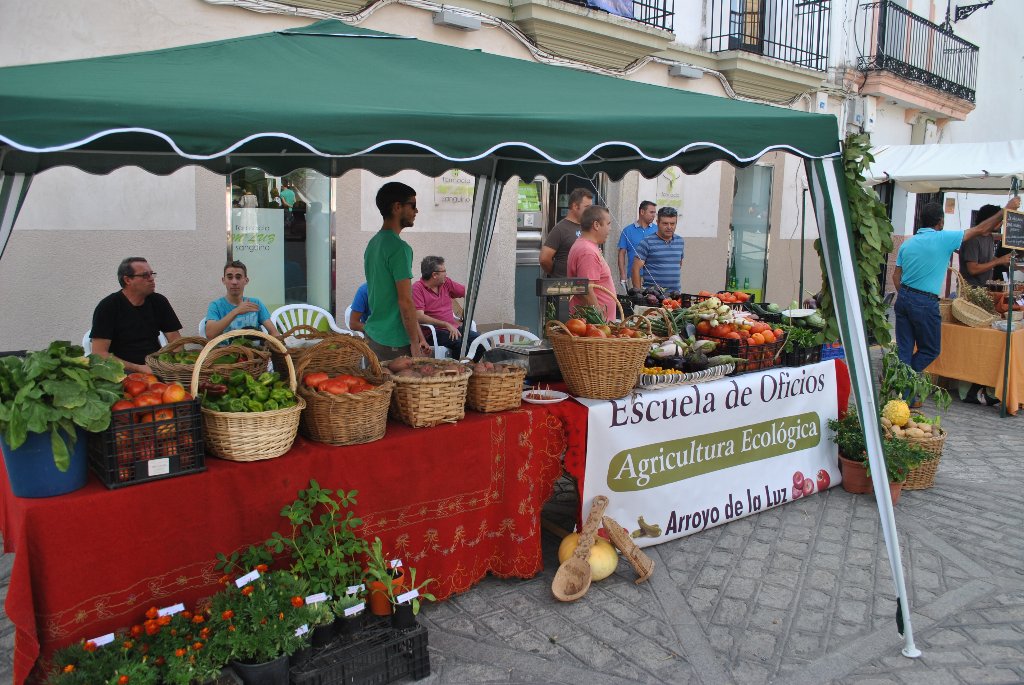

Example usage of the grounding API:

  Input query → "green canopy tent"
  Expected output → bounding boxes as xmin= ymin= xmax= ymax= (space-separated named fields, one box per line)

xmin=0 ymin=17 xmax=919 ymax=664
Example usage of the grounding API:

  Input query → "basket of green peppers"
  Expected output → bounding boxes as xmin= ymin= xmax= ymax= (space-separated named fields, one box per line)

xmin=190 ymin=330 xmax=304 ymax=462
xmin=147 ymin=335 xmax=270 ymax=387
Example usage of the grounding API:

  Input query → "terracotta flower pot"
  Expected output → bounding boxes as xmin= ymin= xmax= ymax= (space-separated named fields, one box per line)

xmin=840 ymin=453 xmax=902 ymax=504
xmin=368 ymin=568 xmax=405 ymax=616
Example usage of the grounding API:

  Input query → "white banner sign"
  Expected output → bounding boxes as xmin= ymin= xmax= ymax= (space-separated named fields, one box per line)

xmin=579 ymin=361 xmax=843 ymax=547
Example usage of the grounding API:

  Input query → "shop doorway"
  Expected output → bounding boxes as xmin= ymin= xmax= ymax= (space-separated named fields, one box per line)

xmin=726 ymin=165 xmax=772 ymax=302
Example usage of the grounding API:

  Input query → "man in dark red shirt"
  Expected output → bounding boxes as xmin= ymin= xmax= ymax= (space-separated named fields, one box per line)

xmin=412 ymin=256 xmax=479 ymax=358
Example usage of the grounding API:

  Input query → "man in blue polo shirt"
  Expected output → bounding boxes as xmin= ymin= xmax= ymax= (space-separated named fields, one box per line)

xmin=617 ymin=200 xmax=657 ymax=287
xmin=632 ymin=206 xmax=684 ymax=292
xmin=893 ymin=198 xmax=1018 ymax=404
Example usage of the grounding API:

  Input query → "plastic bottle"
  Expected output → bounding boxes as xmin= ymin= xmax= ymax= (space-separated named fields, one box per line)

xmin=743 ymin=276 xmax=750 ymax=290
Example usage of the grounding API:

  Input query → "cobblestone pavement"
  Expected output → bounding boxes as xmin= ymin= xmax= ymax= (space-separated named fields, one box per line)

xmin=2 ymin=362 xmax=1023 ymax=684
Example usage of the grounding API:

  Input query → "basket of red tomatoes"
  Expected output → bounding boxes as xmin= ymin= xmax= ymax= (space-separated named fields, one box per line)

xmin=694 ymin=317 xmax=786 ymax=375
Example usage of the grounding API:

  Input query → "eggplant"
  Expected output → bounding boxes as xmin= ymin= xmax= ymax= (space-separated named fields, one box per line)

xmin=645 ymin=294 xmax=660 ymax=306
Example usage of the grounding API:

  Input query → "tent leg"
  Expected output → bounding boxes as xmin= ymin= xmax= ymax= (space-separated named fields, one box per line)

xmin=806 ymin=158 xmax=920 ymax=659
xmin=0 ymin=171 xmax=34 ymax=263
xmin=460 ymin=169 xmax=504 ymax=359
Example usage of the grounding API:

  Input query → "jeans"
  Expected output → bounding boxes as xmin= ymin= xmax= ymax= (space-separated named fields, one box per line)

xmin=894 ymin=288 xmax=941 ymax=373
xmin=433 ymin=326 xmax=481 ymax=359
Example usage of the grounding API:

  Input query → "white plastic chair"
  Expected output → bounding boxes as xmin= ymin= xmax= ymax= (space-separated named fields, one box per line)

xmin=271 ymin=304 xmax=345 ymax=335
xmin=466 ymin=328 xmax=540 ymax=361
xmin=83 ymin=329 xmax=167 ymax=355
xmin=423 ymin=319 xmax=479 ymax=359
xmin=341 ymin=306 xmax=365 ymax=339
xmin=198 ymin=318 xmax=270 ymax=338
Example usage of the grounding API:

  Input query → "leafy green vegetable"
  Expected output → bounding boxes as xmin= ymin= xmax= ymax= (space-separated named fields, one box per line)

xmin=0 ymin=341 xmax=125 ymax=471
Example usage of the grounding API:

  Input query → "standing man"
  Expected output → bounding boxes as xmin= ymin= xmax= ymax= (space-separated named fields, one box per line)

xmin=617 ymin=200 xmax=657 ymax=288
xmin=348 ymin=282 xmax=371 ymax=334
xmin=90 ymin=257 xmax=183 ymax=374
xmin=279 ymin=181 xmax=296 ymax=211
xmin=413 ymin=256 xmax=479 ymax=357
xmin=363 ymin=182 xmax=432 ymax=360
xmin=632 ymin=206 xmax=684 ymax=292
xmin=959 ymin=204 xmax=1009 ymax=287
xmin=540 ymin=188 xmax=594 ymax=278
xmin=893 ymin=197 xmax=1019 ymax=404
xmin=568 ymin=205 xmax=618 ymax=321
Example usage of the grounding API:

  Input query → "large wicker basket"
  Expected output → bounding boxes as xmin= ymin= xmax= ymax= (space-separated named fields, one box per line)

xmin=295 ymin=336 xmax=394 ymax=446
xmin=148 ymin=336 xmax=269 ymax=386
xmin=191 ymin=330 xmax=303 ymax=462
xmin=272 ymin=326 xmax=364 ymax=382
xmin=950 ymin=268 xmax=998 ymax=328
xmin=885 ymin=412 xmax=946 ymax=490
xmin=389 ymin=359 xmax=472 ymax=428
xmin=546 ymin=315 xmax=653 ymax=400
xmin=466 ymin=363 xmax=527 ymax=413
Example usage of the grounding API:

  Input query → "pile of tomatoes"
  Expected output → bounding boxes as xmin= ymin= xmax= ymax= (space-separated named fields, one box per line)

xmin=697 ymin=290 xmax=751 ymax=304
xmin=112 ymin=373 xmax=193 ymax=424
xmin=695 ymin=318 xmax=784 ymax=346
xmin=561 ymin=319 xmax=645 ymax=339
xmin=302 ymin=372 xmax=377 ymax=395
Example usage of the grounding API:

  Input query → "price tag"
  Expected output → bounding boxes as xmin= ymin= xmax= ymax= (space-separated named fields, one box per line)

xmin=395 ymin=589 xmax=419 ymax=604
xmin=305 ymin=592 xmax=329 ymax=605
xmin=295 ymin=624 xmax=309 ymax=637
xmin=345 ymin=584 xmax=365 ymax=596
xmin=157 ymin=603 xmax=185 ymax=617
xmin=90 ymin=633 xmax=115 ymax=647
xmin=389 ymin=559 xmax=402 ymax=569
xmin=343 ymin=602 xmax=365 ymax=617
xmin=147 ymin=458 xmax=170 ymax=477
xmin=235 ymin=570 xmax=260 ymax=588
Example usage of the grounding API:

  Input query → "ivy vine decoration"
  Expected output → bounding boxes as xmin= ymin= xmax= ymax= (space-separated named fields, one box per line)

xmin=814 ymin=133 xmax=894 ymax=347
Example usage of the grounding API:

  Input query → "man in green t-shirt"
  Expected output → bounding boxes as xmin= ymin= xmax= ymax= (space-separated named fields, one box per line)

xmin=363 ymin=182 xmax=432 ymax=360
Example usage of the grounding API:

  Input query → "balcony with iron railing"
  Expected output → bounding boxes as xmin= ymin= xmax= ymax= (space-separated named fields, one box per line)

xmin=558 ymin=0 xmax=674 ymax=31
xmin=706 ymin=0 xmax=832 ymax=72
xmin=856 ymin=0 xmax=978 ymax=102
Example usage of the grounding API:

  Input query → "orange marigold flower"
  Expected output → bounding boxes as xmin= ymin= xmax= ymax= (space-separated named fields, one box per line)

xmin=219 ymin=574 xmax=231 ymax=585
xmin=130 ymin=624 xmax=143 ymax=638
xmin=145 ymin=623 xmax=160 ymax=636
xmin=145 ymin=607 xmax=159 ymax=620
xmin=62 ymin=665 xmax=75 ymax=673
xmin=83 ymin=641 xmax=97 ymax=653
xmin=193 ymin=642 xmax=203 ymax=650
xmin=290 ymin=596 xmax=304 ymax=608
xmin=191 ymin=614 xmax=205 ymax=624
xmin=117 ymin=675 xmax=130 ymax=685
xmin=157 ymin=615 xmax=172 ymax=626
xmin=221 ymin=610 xmax=234 ymax=621
xmin=260 ymin=617 xmax=268 ymax=625
xmin=181 ymin=610 xmax=192 ymax=620
xmin=241 ymin=586 xmax=254 ymax=596
xmin=175 ymin=648 xmax=187 ymax=658
xmin=278 ymin=612 xmax=284 ymax=621
xmin=199 ymin=627 xmax=211 ymax=640
xmin=256 ymin=563 xmax=269 ymax=573
xmin=227 ymin=625 xmax=236 ymax=632
xmin=122 ymin=640 xmax=134 ymax=650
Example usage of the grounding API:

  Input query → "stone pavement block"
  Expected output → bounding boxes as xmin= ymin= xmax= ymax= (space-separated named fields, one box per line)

xmin=729 ymin=660 xmax=770 ymax=685
xmin=896 ymin=671 xmax=962 ymax=685
xmin=784 ymin=630 xmax=824 ymax=659
xmin=919 ymin=649 xmax=981 ymax=666
xmin=748 ymin=605 xmax=786 ymax=631
xmin=968 ymin=643 xmax=1024 ymax=662
xmin=736 ymin=629 xmax=776 ymax=660
xmin=684 ymin=586 xmax=719 ymax=618
xmin=711 ymin=598 xmax=748 ymax=625
xmin=437 ymin=657 xmax=513 ymax=683
xmin=962 ymin=626 xmax=1024 ymax=643
xmin=504 ymin=628 xmax=563 ymax=657
xmin=479 ymin=610 xmax=532 ymax=639
xmin=954 ymin=667 xmax=1024 ymax=684
xmin=557 ymin=633 xmax=623 ymax=672
xmin=758 ymin=583 xmax=795 ymax=610
xmin=722 ymin=577 xmax=756 ymax=600
xmin=923 ymin=628 xmax=971 ymax=646
xmin=793 ymin=608 xmax=826 ymax=633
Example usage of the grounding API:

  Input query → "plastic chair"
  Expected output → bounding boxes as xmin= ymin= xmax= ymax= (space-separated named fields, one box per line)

xmin=198 ymin=317 xmax=270 ymax=338
xmin=341 ymin=306 xmax=365 ymax=339
xmin=466 ymin=328 xmax=540 ymax=361
xmin=83 ymin=329 xmax=167 ymax=355
xmin=423 ymin=318 xmax=479 ymax=359
xmin=270 ymin=304 xmax=345 ymax=335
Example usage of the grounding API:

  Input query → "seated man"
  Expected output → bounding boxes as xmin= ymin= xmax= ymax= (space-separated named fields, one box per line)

xmin=90 ymin=257 xmax=183 ymax=373
xmin=412 ymin=256 xmax=479 ymax=358
xmin=348 ymin=282 xmax=371 ymax=334
xmin=205 ymin=260 xmax=280 ymax=339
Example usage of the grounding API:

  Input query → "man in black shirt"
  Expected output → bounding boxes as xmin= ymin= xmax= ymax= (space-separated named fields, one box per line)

xmin=91 ymin=257 xmax=183 ymax=373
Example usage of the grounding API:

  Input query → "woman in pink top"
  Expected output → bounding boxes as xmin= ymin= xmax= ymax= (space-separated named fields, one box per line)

xmin=567 ymin=205 xmax=618 ymax=321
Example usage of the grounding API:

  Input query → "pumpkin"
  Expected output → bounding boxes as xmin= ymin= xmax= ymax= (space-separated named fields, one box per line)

xmin=557 ymin=532 xmax=619 ymax=581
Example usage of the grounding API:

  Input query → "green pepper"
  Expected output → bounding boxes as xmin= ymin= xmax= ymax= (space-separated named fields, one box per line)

xmin=247 ymin=399 xmax=264 ymax=413
xmin=202 ymin=397 xmax=219 ymax=410
xmin=270 ymin=388 xmax=294 ymax=403
xmin=159 ymin=353 xmax=175 ymax=363
xmin=264 ymin=399 xmax=280 ymax=411
xmin=229 ymin=370 xmax=248 ymax=388
xmin=278 ymin=397 xmax=297 ymax=408
xmin=258 ymin=371 xmax=280 ymax=386
xmin=208 ymin=372 xmax=226 ymax=386
xmin=273 ymin=381 xmax=288 ymax=391
xmin=253 ymin=385 xmax=270 ymax=402
xmin=227 ymin=398 xmax=247 ymax=413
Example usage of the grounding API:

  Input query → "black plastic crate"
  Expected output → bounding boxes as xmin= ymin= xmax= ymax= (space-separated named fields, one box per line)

xmin=617 ymin=295 xmax=635 ymax=317
xmin=291 ymin=617 xmax=429 ymax=685
xmin=782 ymin=345 xmax=822 ymax=367
xmin=89 ymin=399 xmax=205 ymax=488
xmin=696 ymin=334 xmax=784 ymax=375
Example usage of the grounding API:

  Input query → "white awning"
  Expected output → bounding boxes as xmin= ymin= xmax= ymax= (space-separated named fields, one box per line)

xmin=865 ymin=140 xmax=1024 ymax=194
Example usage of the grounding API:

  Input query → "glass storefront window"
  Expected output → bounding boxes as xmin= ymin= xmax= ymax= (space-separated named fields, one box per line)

xmin=229 ymin=169 xmax=332 ymax=316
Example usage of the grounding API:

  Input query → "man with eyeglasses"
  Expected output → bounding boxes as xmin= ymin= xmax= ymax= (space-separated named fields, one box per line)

xmin=631 ymin=206 xmax=684 ymax=292
xmin=363 ymin=182 xmax=432 ymax=360
xmin=90 ymin=257 xmax=182 ymax=373
xmin=413 ymin=256 xmax=479 ymax=358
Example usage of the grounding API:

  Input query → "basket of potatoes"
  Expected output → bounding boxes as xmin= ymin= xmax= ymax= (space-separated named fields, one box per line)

xmin=880 ymin=405 xmax=946 ymax=490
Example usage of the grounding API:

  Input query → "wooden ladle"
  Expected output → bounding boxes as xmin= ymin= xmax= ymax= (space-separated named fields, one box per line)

xmin=551 ymin=495 xmax=608 ymax=602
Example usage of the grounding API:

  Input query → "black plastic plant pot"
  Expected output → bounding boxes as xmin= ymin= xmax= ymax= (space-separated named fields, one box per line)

xmin=231 ymin=654 xmax=289 ymax=685
xmin=334 ymin=611 xmax=365 ymax=639
xmin=391 ymin=603 xmax=416 ymax=630
xmin=311 ymin=623 xmax=334 ymax=650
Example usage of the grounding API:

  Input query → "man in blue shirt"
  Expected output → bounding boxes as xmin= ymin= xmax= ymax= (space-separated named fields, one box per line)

xmin=617 ymin=200 xmax=657 ymax=286
xmin=205 ymin=260 xmax=280 ymax=338
xmin=893 ymin=198 xmax=1018 ymax=404
xmin=348 ymin=282 xmax=371 ymax=333
xmin=632 ymin=206 xmax=684 ymax=292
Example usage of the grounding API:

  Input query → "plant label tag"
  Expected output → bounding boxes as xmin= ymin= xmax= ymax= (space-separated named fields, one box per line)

xmin=305 ymin=592 xmax=329 ymax=605
xmin=295 ymin=624 xmax=309 ymax=637
xmin=147 ymin=458 xmax=170 ymax=477
xmin=389 ymin=559 xmax=402 ymax=569
xmin=158 ymin=603 xmax=185 ymax=617
xmin=235 ymin=570 xmax=260 ymax=588
xmin=346 ymin=584 xmax=365 ymax=596
xmin=91 ymin=633 xmax=115 ymax=647
xmin=343 ymin=602 xmax=365 ymax=617
xmin=396 ymin=589 xmax=419 ymax=604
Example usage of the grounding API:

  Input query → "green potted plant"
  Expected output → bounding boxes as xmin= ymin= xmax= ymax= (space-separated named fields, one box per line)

xmin=827 ymin=410 xmax=927 ymax=503
xmin=869 ymin=438 xmax=928 ymax=504
xmin=331 ymin=593 xmax=366 ymax=638
xmin=364 ymin=537 xmax=435 ymax=629
xmin=0 ymin=341 xmax=124 ymax=497
xmin=47 ymin=635 xmax=159 ymax=685
xmin=878 ymin=346 xmax=951 ymax=411
xmin=135 ymin=608 xmax=226 ymax=685
xmin=363 ymin=536 xmax=406 ymax=617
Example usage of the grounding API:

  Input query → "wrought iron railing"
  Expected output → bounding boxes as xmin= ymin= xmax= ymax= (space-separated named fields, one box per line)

xmin=559 ymin=0 xmax=674 ymax=32
xmin=706 ymin=0 xmax=831 ymax=71
xmin=856 ymin=1 xmax=978 ymax=102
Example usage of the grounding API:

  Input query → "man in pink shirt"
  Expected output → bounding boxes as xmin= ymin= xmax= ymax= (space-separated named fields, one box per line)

xmin=568 ymin=205 xmax=618 ymax=321
xmin=412 ymin=255 xmax=480 ymax=357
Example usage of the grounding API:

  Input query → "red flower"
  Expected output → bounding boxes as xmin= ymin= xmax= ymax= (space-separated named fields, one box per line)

xmin=227 ymin=625 xmax=236 ymax=632
xmin=175 ymin=648 xmax=187 ymax=658
xmin=219 ymin=575 xmax=230 ymax=585
xmin=260 ymin=617 xmax=268 ymax=625
xmin=221 ymin=610 xmax=234 ymax=621
xmin=62 ymin=665 xmax=75 ymax=674
xmin=145 ymin=607 xmax=159 ymax=620
xmin=256 ymin=563 xmax=269 ymax=573
xmin=118 ymin=676 xmax=130 ymax=685
xmin=154 ymin=656 xmax=165 ymax=666
xmin=191 ymin=614 xmax=205 ymax=624
xmin=145 ymin=623 xmax=160 ymax=636
xmin=83 ymin=641 xmax=97 ymax=653
xmin=199 ymin=627 xmax=211 ymax=640
xmin=290 ymin=596 xmax=304 ymax=608
xmin=122 ymin=640 xmax=134 ymax=650
xmin=278 ymin=612 xmax=285 ymax=621
xmin=192 ymin=642 xmax=203 ymax=651
xmin=157 ymin=615 xmax=172 ymax=626
xmin=241 ymin=586 xmax=254 ymax=597
xmin=130 ymin=624 xmax=143 ymax=638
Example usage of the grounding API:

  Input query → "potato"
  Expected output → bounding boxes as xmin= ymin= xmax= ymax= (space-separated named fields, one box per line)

xmin=906 ymin=427 xmax=925 ymax=438
xmin=388 ymin=357 xmax=413 ymax=372
xmin=881 ymin=417 xmax=892 ymax=429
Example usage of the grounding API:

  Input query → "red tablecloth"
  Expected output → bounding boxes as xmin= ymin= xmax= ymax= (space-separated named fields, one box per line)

xmin=0 ymin=405 xmax=566 ymax=684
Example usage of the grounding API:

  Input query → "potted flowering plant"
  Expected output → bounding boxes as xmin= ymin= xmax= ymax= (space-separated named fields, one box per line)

xmin=207 ymin=570 xmax=312 ymax=685
xmin=47 ymin=636 xmax=158 ymax=685
xmin=363 ymin=537 xmax=435 ymax=629
xmin=133 ymin=608 xmax=226 ymax=685
xmin=363 ymin=536 xmax=405 ymax=617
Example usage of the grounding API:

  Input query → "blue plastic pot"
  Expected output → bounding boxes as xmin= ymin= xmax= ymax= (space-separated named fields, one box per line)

xmin=0 ymin=428 xmax=88 ymax=498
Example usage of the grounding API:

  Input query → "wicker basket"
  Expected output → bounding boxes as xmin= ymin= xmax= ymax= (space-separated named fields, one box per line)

xmin=191 ymin=330 xmax=303 ymax=462
xmin=939 ymin=298 xmax=954 ymax=323
xmin=884 ymin=412 xmax=946 ymax=490
xmin=465 ymin=363 xmax=527 ymax=413
xmin=389 ymin=359 xmax=472 ymax=428
xmin=148 ymin=336 xmax=269 ymax=386
xmin=950 ymin=268 xmax=998 ymax=328
xmin=272 ymin=326 xmax=364 ymax=382
xmin=546 ymin=315 xmax=653 ymax=400
xmin=295 ymin=336 xmax=394 ymax=446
